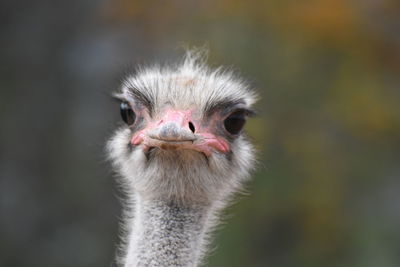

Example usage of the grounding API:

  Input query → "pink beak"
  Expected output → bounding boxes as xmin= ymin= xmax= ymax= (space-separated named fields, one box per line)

xmin=131 ymin=109 xmax=230 ymax=156
xmin=147 ymin=110 xmax=196 ymax=142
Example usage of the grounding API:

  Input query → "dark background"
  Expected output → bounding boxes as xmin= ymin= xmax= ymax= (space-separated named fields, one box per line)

xmin=1 ymin=0 xmax=400 ymax=266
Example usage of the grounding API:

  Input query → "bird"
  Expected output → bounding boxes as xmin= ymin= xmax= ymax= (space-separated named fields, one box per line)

xmin=107 ymin=50 xmax=257 ymax=267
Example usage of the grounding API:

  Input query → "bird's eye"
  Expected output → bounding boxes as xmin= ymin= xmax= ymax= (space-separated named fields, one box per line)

xmin=224 ymin=110 xmax=246 ymax=135
xmin=120 ymin=102 xmax=136 ymax=125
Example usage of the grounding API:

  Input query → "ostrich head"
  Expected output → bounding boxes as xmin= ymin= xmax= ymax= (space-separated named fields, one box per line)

xmin=107 ymin=52 xmax=257 ymax=206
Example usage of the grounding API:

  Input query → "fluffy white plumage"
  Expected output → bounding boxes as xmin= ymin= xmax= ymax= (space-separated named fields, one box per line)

xmin=107 ymin=50 xmax=257 ymax=267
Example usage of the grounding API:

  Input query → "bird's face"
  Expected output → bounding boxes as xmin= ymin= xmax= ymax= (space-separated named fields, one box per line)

xmin=124 ymin=98 xmax=251 ymax=158
xmin=108 ymin=62 xmax=256 ymax=204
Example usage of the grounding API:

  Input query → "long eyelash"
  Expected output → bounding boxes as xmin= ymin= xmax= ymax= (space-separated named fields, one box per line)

xmin=111 ymin=89 xmax=154 ymax=116
xmin=127 ymin=87 xmax=154 ymax=115
xmin=121 ymin=79 xmax=155 ymax=115
xmin=242 ymin=108 xmax=257 ymax=117
xmin=204 ymin=99 xmax=244 ymax=117
xmin=204 ymin=98 xmax=257 ymax=118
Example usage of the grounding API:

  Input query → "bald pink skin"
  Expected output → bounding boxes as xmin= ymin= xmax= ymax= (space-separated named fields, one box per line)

xmin=130 ymin=109 xmax=230 ymax=156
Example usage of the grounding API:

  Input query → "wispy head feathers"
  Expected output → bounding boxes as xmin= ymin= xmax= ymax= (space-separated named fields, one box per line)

xmin=118 ymin=50 xmax=257 ymax=117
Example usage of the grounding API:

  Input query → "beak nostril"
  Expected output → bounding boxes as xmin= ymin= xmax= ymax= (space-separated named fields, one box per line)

xmin=188 ymin=122 xmax=196 ymax=133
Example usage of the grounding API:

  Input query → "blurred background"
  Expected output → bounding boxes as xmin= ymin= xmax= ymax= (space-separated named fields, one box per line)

xmin=1 ymin=0 xmax=399 ymax=266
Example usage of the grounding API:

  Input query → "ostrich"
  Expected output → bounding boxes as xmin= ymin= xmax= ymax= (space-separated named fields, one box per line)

xmin=107 ymin=51 xmax=257 ymax=267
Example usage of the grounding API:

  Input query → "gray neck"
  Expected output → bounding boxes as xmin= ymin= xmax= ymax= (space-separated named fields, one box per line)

xmin=123 ymin=196 xmax=212 ymax=267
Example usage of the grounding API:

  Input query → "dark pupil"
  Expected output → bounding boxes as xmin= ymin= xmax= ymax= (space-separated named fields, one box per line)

xmin=120 ymin=102 xmax=136 ymax=125
xmin=224 ymin=111 xmax=246 ymax=135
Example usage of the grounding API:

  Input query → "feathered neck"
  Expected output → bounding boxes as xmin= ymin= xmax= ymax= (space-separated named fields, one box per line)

xmin=121 ymin=195 xmax=213 ymax=267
